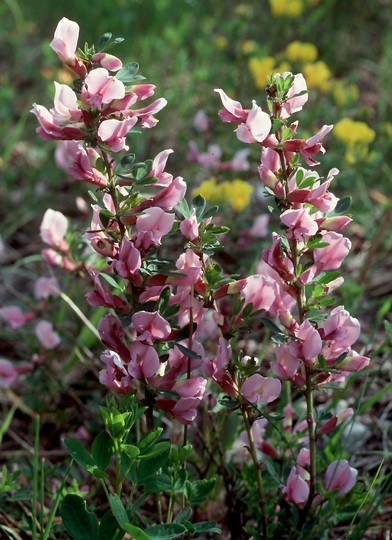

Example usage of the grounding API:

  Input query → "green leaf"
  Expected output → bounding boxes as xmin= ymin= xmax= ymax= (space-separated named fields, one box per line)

xmin=193 ymin=194 xmax=206 ymax=221
xmin=116 ymin=62 xmax=146 ymax=83
xmin=99 ymin=510 xmax=123 ymax=540
xmin=193 ymin=521 xmax=222 ymax=534
xmin=185 ymin=478 xmax=216 ymax=505
xmin=145 ymin=523 xmax=186 ymax=539
xmin=138 ymin=446 xmax=170 ymax=480
xmin=173 ymin=342 xmax=201 ymax=359
xmin=123 ymin=524 xmax=150 ymax=539
xmin=98 ymin=33 xmax=112 ymax=51
xmin=313 ymin=270 xmax=341 ymax=285
xmin=64 ymin=438 xmax=95 ymax=471
xmin=99 ymin=273 xmax=125 ymax=292
xmin=175 ymin=198 xmax=191 ymax=218
xmin=139 ymin=441 xmax=171 ymax=460
xmin=121 ymin=444 xmax=140 ymax=460
xmin=92 ymin=432 xmax=114 ymax=471
xmin=139 ymin=428 xmax=163 ymax=452
xmin=61 ymin=494 xmax=99 ymax=540
xmin=109 ymin=494 xmax=131 ymax=531
xmin=331 ymin=196 xmax=352 ymax=215
xmin=173 ymin=507 xmax=192 ymax=523
xmin=260 ymin=317 xmax=284 ymax=335
xmin=142 ymin=474 xmax=172 ymax=494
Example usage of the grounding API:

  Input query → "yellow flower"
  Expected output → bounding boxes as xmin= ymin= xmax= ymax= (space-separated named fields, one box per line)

xmin=302 ymin=61 xmax=332 ymax=92
xmin=214 ymin=36 xmax=228 ymax=50
xmin=270 ymin=0 xmax=304 ymax=17
xmin=334 ymin=118 xmax=376 ymax=145
xmin=192 ymin=178 xmax=221 ymax=204
xmin=285 ymin=41 xmax=318 ymax=63
xmin=224 ymin=179 xmax=254 ymax=212
xmin=332 ymin=81 xmax=359 ymax=108
xmin=192 ymin=178 xmax=254 ymax=212
xmin=249 ymin=56 xmax=275 ymax=89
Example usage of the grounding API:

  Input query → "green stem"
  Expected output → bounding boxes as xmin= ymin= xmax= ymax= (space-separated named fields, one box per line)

xmin=32 ymin=415 xmax=39 ymax=540
xmin=242 ymin=407 xmax=268 ymax=540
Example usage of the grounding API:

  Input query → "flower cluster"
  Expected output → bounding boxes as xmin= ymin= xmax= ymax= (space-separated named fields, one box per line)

xmin=31 ymin=19 xmax=369 ymax=525
xmin=214 ymin=70 xmax=369 ymax=507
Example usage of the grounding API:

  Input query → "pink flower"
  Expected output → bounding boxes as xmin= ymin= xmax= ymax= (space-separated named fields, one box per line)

xmin=56 ymin=141 xmax=108 ymax=187
xmin=272 ymin=344 xmax=300 ymax=380
xmin=175 ymin=377 xmax=207 ymax=398
xmin=51 ymin=83 xmax=82 ymax=124
xmin=40 ymin=209 xmax=68 ymax=250
xmin=239 ymin=274 xmax=277 ymax=313
xmin=241 ymin=374 xmax=281 ymax=404
xmin=290 ymin=319 xmax=322 ymax=365
xmin=173 ymin=248 xmax=202 ymax=286
xmin=325 ymin=460 xmax=358 ymax=495
xmin=98 ymin=314 xmax=130 ymax=361
xmin=113 ymin=238 xmax=141 ymax=280
xmin=85 ymin=271 xmax=129 ymax=313
xmin=148 ymin=149 xmax=174 ymax=186
xmin=0 ymin=306 xmax=35 ymax=329
xmin=171 ymin=397 xmax=201 ymax=424
xmin=214 ymin=89 xmax=249 ymax=123
xmin=0 ymin=359 xmax=19 ymax=388
xmin=92 ymin=52 xmax=122 ymax=71
xmin=318 ymin=408 xmax=354 ymax=437
xmin=97 ymin=117 xmax=137 ymax=152
xmin=282 ymin=466 xmax=310 ymax=507
xmin=180 ymin=209 xmax=199 ymax=241
xmin=149 ymin=176 xmax=187 ymax=211
xmin=283 ymin=125 xmax=333 ymax=166
xmin=281 ymin=207 xmax=319 ymax=240
xmin=132 ymin=311 xmax=171 ymax=344
xmin=313 ymin=232 xmax=351 ymax=271
xmin=35 ymin=320 xmax=61 ymax=349
xmin=82 ymin=68 xmax=125 ymax=110
xmin=338 ymin=350 xmax=370 ymax=372
xmin=127 ymin=98 xmax=168 ymax=128
xmin=34 ymin=277 xmax=60 ymax=299
xmin=50 ymin=17 xmax=79 ymax=63
xmin=99 ymin=350 xmax=132 ymax=393
xmin=322 ymin=306 xmax=360 ymax=353
xmin=235 ymin=101 xmax=272 ymax=144
xmin=212 ymin=337 xmax=232 ymax=383
xmin=281 ymin=72 xmax=308 ymax=118
xmin=135 ymin=207 xmax=175 ymax=250
xmin=193 ymin=110 xmax=209 ymax=132
xmin=129 ymin=341 xmax=160 ymax=378
xmin=31 ymin=104 xmax=84 ymax=141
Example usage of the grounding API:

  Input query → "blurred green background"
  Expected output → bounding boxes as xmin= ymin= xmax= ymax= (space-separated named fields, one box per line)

xmin=2 ymin=0 xmax=392 ymax=305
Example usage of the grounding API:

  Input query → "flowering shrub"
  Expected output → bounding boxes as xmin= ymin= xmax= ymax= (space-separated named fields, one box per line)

xmin=1 ymin=15 xmax=376 ymax=540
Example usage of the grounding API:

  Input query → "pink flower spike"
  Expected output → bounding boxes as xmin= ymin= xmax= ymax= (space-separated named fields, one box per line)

xmin=235 ymin=101 xmax=272 ymax=144
xmin=35 ymin=320 xmax=61 ymax=349
xmin=325 ymin=460 xmax=358 ymax=495
xmin=40 ymin=209 xmax=68 ymax=249
xmin=241 ymin=373 xmax=281 ymax=405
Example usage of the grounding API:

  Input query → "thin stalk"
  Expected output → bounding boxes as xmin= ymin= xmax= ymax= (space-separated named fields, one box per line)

xmin=242 ymin=407 xmax=268 ymax=540
xmin=32 ymin=415 xmax=39 ymax=540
